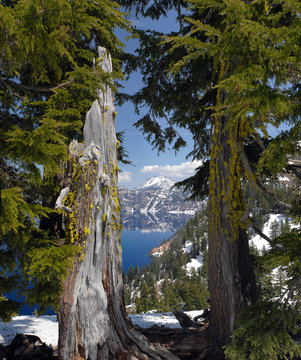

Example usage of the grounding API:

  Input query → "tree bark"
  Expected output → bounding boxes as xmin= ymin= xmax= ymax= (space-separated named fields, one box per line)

xmin=207 ymin=114 xmax=258 ymax=358
xmin=57 ymin=47 xmax=178 ymax=360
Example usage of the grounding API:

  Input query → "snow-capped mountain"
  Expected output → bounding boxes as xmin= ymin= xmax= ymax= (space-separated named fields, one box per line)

xmin=137 ymin=176 xmax=175 ymax=191
xmin=119 ymin=176 xmax=204 ymax=231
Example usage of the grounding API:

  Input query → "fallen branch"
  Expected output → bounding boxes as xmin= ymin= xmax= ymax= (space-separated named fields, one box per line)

xmin=173 ymin=310 xmax=198 ymax=329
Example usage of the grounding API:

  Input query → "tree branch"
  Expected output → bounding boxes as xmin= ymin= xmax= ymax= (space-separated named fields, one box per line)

xmin=285 ymin=165 xmax=301 ymax=180
xmin=254 ymin=131 xmax=266 ymax=151
xmin=177 ymin=0 xmax=183 ymax=32
xmin=255 ymin=179 xmax=292 ymax=210
xmin=7 ymin=79 xmax=72 ymax=94
xmin=161 ymin=111 xmax=185 ymax=143
xmin=55 ymin=186 xmax=71 ymax=213
xmin=0 ymin=77 xmax=25 ymax=100
xmin=248 ymin=216 xmax=272 ymax=244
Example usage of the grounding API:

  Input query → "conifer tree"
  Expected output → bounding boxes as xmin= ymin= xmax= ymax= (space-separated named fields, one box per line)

xmin=119 ymin=0 xmax=300 ymax=357
xmin=0 ymin=0 xmax=128 ymax=319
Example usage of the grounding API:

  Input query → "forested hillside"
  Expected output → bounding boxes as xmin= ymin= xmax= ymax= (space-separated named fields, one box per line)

xmin=125 ymin=209 xmax=209 ymax=313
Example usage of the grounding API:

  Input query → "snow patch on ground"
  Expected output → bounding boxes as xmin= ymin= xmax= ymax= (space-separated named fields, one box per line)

xmin=250 ymin=214 xmax=286 ymax=251
xmin=0 ymin=315 xmax=58 ymax=347
xmin=0 ymin=311 xmax=204 ymax=347
xmin=152 ymin=251 xmax=163 ymax=257
xmin=130 ymin=310 xmax=202 ymax=329
xmin=186 ymin=255 xmax=203 ymax=274
xmin=183 ymin=241 xmax=193 ymax=253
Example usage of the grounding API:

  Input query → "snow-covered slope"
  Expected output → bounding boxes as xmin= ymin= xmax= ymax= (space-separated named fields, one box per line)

xmin=250 ymin=213 xmax=290 ymax=252
xmin=119 ymin=176 xmax=204 ymax=226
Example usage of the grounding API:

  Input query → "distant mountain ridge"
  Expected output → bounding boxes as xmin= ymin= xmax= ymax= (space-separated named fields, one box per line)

xmin=119 ymin=176 xmax=205 ymax=231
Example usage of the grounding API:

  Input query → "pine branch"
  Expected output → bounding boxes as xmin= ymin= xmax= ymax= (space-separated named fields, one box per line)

xmin=7 ymin=79 xmax=72 ymax=94
xmin=177 ymin=0 xmax=183 ymax=32
xmin=254 ymin=131 xmax=266 ymax=152
xmin=0 ymin=77 xmax=24 ymax=100
xmin=160 ymin=111 xmax=185 ymax=144
xmin=0 ymin=163 xmax=31 ymax=185
xmin=286 ymin=165 xmax=301 ymax=180
xmin=255 ymin=180 xmax=292 ymax=210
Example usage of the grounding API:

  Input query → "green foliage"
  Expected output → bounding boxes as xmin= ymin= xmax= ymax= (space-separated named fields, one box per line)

xmin=266 ymin=230 xmax=301 ymax=301
xmin=24 ymin=244 xmax=77 ymax=312
xmin=224 ymin=300 xmax=301 ymax=360
xmin=180 ymin=272 xmax=208 ymax=311
xmin=230 ymin=222 xmax=301 ymax=359
xmin=0 ymin=0 xmax=129 ymax=320
xmin=122 ymin=0 xmax=301 ymax=167
xmin=1 ymin=187 xmax=53 ymax=235
xmin=0 ymin=297 xmax=21 ymax=323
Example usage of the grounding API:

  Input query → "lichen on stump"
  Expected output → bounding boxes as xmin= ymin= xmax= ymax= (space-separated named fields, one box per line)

xmin=57 ymin=47 xmax=178 ymax=360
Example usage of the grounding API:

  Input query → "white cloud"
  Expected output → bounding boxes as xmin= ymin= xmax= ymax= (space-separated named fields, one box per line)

xmin=140 ymin=160 xmax=202 ymax=179
xmin=118 ymin=171 xmax=132 ymax=184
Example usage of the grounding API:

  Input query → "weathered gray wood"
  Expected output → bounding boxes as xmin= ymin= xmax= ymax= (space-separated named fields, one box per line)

xmin=57 ymin=47 xmax=178 ymax=360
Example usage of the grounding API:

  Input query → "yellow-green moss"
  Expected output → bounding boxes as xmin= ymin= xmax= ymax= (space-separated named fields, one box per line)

xmin=208 ymin=61 xmax=252 ymax=243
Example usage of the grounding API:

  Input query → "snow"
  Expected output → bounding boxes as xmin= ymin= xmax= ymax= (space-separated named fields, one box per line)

xmin=0 ymin=311 xmax=204 ymax=347
xmin=168 ymin=210 xmax=196 ymax=215
xmin=130 ymin=310 xmax=202 ymax=328
xmin=137 ymin=176 xmax=175 ymax=191
xmin=0 ymin=315 xmax=58 ymax=347
xmin=250 ymin=214 xmax=286 ymax=252
xmin=152 ymin=251 xmax=163 ymax=257
xmin=278 ymin=176 xmax=290 ymax=182
xmin=183 ymin=243 xmax=203 ymax=274
xmin=186 ymin=255 xmax=203 ymax=274
xmin=183 ymin=241 xmax=193 ymax=253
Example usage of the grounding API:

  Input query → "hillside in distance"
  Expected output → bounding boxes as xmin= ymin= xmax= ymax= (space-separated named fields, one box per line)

xmin=119 ymin=176 xmax=205 ymax=231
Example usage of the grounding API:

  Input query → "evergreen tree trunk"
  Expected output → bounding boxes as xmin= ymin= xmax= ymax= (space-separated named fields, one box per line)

xmin=57 ymin=47 xmax=178 ymax=360
xmin=207 ymin=114 xmax=258 ymax=358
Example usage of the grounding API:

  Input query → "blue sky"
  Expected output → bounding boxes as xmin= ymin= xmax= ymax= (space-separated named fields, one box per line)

xmin=114 ymin=10 xmax=204 ymax=188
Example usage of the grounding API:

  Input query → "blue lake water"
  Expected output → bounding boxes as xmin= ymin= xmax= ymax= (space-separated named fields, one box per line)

xmin=121 ymin=230 xmax=173 ymax=273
